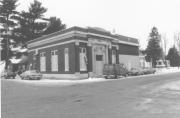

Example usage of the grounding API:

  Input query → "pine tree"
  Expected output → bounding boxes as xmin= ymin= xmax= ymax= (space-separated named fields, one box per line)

xmin=167 ymin=47 xmax=180 ymax=67
xmin=0 ymin=0 xmax=18 ymax=64
xmin=43 ymin=17 xmax=66 ymax=35
xmin=145 ymin=27 xmax=163 ymax=67
xmin=13 ymin=0 xmax=47 ymax=42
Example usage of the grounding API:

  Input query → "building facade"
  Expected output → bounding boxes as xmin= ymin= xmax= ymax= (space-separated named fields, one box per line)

xmin=27 ymin=26 xmax=139 ymax=79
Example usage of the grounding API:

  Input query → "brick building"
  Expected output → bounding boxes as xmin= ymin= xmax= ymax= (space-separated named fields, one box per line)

xmin=27 ymin=26 xmax=140 ymax=79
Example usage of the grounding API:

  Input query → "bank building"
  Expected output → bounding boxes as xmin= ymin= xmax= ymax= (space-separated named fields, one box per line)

xmin=27 ymin=26 xmax=140 ymax=79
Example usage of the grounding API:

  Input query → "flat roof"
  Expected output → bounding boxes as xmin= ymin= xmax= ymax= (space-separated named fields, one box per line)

xmin=27 ymin=26 xmax=139 ymax=45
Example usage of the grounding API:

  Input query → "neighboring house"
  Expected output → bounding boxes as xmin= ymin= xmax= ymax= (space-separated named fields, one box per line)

xmin=27 ymin=26 xmax=140 ymax=79
xmin=156 ymin=59 xmax=170 ymax=68
xmin=139 ymin=54 xmax=152 ymax=68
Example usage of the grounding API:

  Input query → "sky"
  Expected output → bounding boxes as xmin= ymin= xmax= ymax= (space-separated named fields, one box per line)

xmin=17 ymin=0 xmax=180 ymax=51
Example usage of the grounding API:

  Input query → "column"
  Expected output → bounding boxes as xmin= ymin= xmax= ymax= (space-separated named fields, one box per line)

xmin=36 ymin=53 xmax=40 ymax=71
xmin=108 ymin=45 xmax=112 ymax=64
xmin=116 ymin=46 xmax=119 ymax=64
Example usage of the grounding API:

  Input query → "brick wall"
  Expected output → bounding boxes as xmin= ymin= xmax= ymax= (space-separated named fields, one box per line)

xmin=37 ymin=42 xmax=76 ymax=74
xmin=118 ymin=43 xmax=139 ymax=55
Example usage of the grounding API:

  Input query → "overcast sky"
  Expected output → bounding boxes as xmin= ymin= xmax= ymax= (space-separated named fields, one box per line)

xmin=17 ymin=0 xmax=180 ymax=50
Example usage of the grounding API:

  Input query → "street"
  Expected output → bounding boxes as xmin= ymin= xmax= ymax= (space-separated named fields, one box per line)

xmin=2 ymin=72 xmax=180 ymax=118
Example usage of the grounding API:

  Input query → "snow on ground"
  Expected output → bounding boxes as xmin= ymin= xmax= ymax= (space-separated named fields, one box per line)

xmin=10 ymin=77 xmax=109 ymax=86
xmin=155 ymin=67 xmax=180 ymax=74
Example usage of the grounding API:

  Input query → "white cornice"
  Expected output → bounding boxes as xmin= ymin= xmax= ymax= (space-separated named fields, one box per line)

xmin=28 ymin=31 xmax=76 ymax=48
xmin=28 ymin=39 xmax=88 ymax=52
xmin=29 ymin=40 xmax=76 ymax=51
xmin=28 ymin=30 xmax=139 ymax=48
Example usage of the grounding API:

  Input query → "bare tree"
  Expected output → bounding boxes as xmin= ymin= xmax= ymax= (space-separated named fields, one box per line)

xmin=174 ymin=32 xmax=180 ymax=52
xmin=177 ymin=33 xmax=180 ymax=52
xmin=161 ymin=33 xmax=168 ymax=67
xmin=161 ymin=33 xmax=167 ymax=56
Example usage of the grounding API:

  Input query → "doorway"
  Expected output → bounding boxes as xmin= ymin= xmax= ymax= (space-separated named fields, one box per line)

xmin=92 ymin=44 xmax=108 ymax=76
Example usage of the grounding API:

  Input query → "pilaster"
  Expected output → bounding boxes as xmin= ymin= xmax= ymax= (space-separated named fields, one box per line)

xmin=108 ymin=45 xmax=112 ymax=64
xmin=75 ymin=42 xmax=80 ymax=72
xmin=87 ymin=43 xmax=92 ymax=72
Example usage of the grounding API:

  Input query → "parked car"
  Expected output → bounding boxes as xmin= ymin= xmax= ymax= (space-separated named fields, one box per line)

xmin=103 ymin=64 xmax=128 ymax=79
xmin=142 ymin=68 xmax=156 ymax=75
xmin=128 ymin=68 xmax=144 ymax=76
xmin=4 ymin=70 xmax=16 ymax=79
xmin=20 ymin=70 xmax=42 ymax=80
xmin=103 ymin=64 xmax=116 ymax=79
xmin=114 ymin=64 xmax=129 ymax=77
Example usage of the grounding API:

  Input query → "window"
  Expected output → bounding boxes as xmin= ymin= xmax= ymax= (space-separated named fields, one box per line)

xmin=79 ymin=47 xmax=87 ymax=71
xmin=158 ymin=61 xmax=162 ymax=65
xmin=64 ymin=48 xmax=69 ymax=71
xmin=80 ymin=47 xmax=86 ymax=53
xmin=51 ymin=51 xmax=55 ymax=55
xmin=51 ymin=50 xmax=58 ymax=71
xmin=112 ymin=50 xmax=116 ymax=55
xmin=40 ymin=52 xmax=45 ymax=57
xmin=96 ymin=55 xmax=103 ymax=61
xmin=40 ymin=52 xmax=46 ymax=72
xmin=112 ymin=50 xmax=116 ymax=64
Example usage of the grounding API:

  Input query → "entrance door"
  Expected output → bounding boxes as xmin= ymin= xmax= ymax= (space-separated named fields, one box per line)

xmin=93 ymin=45 xmax=107 ymax=76
xmin=112 ymin=50 xmax=116 ymax=64
xmin=95 ymin=54 xmax=104 ymax=75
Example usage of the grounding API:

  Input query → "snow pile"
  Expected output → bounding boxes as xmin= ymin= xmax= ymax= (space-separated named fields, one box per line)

xmin=9 ymin=57 xmax=21 ymax=64
xmin=156 ymin=67 xmax=180 ymax=74
xmin=10 ymin=55 xmax=28 ymax=64
xmin=12 ymin=77 xmax=107 ymax=86
xmin=9 ymin=45 xmax=28 ymax=64
xmin=11 ymin=46 xmax=28 ymax=53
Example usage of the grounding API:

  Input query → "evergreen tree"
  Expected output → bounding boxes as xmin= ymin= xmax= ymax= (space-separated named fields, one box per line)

xmin=43 ymin=17 xmax=66 ymax=35
xmin=0 ymin=0 xmax=18 ymax=63
xmin=167 ymin=47 xmax=180 ymax=67
xmin=145 ymin=27 xmax=163 ymax=67
xmin=13 ymin=0 xmax=47 ymax=42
